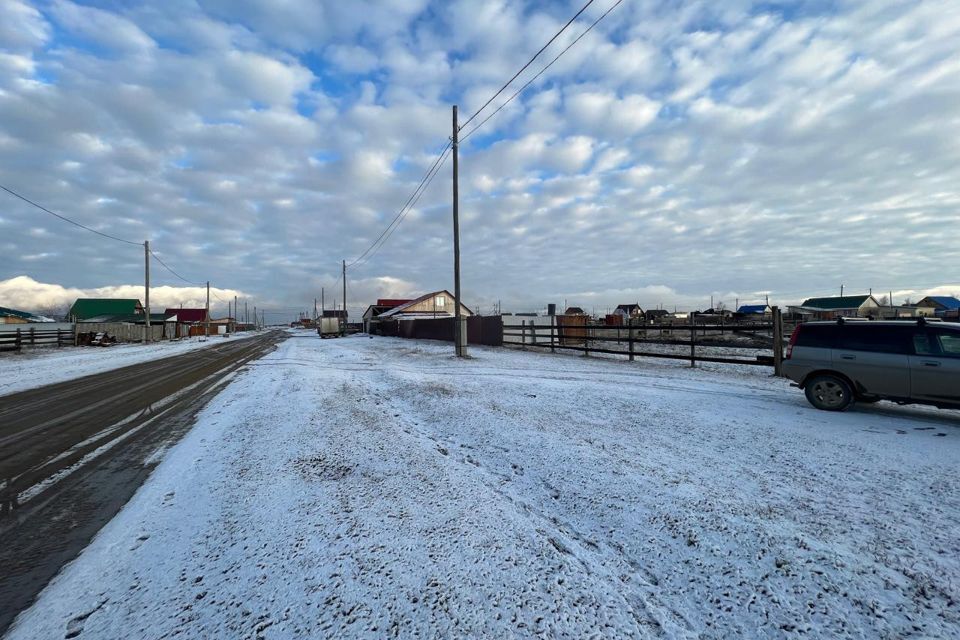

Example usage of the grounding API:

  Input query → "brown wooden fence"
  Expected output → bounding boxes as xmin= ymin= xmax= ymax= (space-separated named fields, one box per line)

xmin=503 ymin=308 xmax=786 ymax=374
xmin=0 ymin=328 xmax=74 ymax=352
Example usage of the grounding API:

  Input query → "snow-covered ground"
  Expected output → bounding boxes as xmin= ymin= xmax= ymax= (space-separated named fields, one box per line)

xmin=0 ymin=332 xmax=263 ymax=397
xmin=8 ymin=333 xmax=960 ymax=639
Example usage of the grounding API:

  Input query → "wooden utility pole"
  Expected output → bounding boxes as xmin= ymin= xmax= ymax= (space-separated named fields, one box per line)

xmin=144 ymin=240 xmax=151 ymax=343
xmin=772 ymin=306 xmax=784 ymax=377
xmin=342 ymin=260 xmax=347 ymax=337
xmin=452 ymin=105 xmax=467 ymax=357
xmin=204 ymin=281 xmax=211 ymax=336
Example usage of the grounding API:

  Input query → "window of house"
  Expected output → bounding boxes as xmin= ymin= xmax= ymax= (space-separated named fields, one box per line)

xmin=435 ymin=296 xmax=445 ymax=308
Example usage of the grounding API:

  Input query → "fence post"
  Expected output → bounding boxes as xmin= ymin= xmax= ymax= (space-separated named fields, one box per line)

xmin=529 ymin=321 xmax=537 ymax=347
xmin=16 ymin=328 xmax=22 ymax=352
xmin=690 ymin=312 xmax=697 ymax=368
xmin=772 ymin=306 xmax=784 ymax=377
xmin=521 ymin=320 xmax=527 ymax=350
xmin=628 ymin=319 xmax=635 ymax=362
xmin=29 ymin=327 xmax=35 ymax=346
xmin=550 ymin=315 xmax=556 ymax=354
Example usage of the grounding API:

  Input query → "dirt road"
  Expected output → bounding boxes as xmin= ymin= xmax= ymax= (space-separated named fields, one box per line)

xmin=0 ymin=331 xmax=284 ymax=635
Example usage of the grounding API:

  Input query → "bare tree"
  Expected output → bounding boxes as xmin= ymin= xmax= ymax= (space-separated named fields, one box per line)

xmin=878 ymin=295 xmax=889 ymax=306
xmin=32 ymin=303 xmax=71 ymax=321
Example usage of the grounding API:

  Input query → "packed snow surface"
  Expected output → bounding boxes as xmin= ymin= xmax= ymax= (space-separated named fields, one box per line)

xmin=8 ymin=331 xmax=959 ymax=638
xmin=0 ymin=333 xmax=262 ymax=397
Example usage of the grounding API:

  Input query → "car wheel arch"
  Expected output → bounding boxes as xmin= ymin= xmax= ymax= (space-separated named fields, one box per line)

xmin=800 ymin=369 xmax=856 ymax=391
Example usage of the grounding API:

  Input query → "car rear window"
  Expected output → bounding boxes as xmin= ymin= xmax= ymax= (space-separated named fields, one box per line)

xmin=795 ymin=324 xmax=837 ymax=348
xmin=836 ymin=325 xmax=913 ymax=354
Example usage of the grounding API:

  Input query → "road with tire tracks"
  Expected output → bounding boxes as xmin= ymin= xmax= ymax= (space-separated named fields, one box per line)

xmin=0 ymin=331 xmax=285 ymax=634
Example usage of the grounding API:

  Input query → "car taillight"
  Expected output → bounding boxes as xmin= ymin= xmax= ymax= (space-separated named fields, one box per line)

xmin=786 ymin=326 xmax=801 ymax=359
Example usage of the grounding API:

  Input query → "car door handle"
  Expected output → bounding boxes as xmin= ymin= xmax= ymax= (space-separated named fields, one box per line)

xmin=921 ymin=361 xmax=941 ymax=367
xmin=840 ymin=354 xmax=856 ymax=360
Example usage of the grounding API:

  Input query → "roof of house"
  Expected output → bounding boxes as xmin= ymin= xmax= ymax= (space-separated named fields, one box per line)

xmin=164 ymin=308 xmax=208 ymax=323
xmin=564 ymin=307 xmax=586 ymax=315
xmin=645 ymin=309 xmax=669 ymax=317
xmin=70 ymin=298 xmax=142 ymax=320
xmin=376 ymin=299 xmax=412 ymax=307
xmin=81 ymin=312 xmax=170 ymax=324
xmin=363 ymin=305 xmax=394 ymax=319
xmin=615 ymin=304 xmax=642 ymax=313
xmin=378 ymin=290 xmax=473 ymax=318
xmin=920 ymin=296 xmax=960 ymax=310
xmin=0 ymin=305 xmax=37 ymax=320
xmin=800 ymin=295 xmax=874 ymax=310
xmin=738 ymin=304 xmax=770 ymax=314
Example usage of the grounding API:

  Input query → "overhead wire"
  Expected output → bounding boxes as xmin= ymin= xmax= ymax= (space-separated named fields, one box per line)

xmin=460 ymin=0 xmax=625 ymax=141
xmin=349 ymin=145 xmax=452 ymax=270
xmin=458 ymin=0 xmax=596 ymax=130
xmin=346 ymin=140 xmax=452 ymax=269
xmin=0 ymin=183 xmax=143 ymax=246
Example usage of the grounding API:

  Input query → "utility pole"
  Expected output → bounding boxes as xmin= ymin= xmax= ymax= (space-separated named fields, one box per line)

xmin=342 ymin=260 xmax=347 ymax=336
xmin=254 ymin=305 xmax=257 ymax=330
xmin=840 ymin=284 xmax=844 ymax=296
xmin=205 ymin=281 xmax=211 ymax=337
xmin=144 ymin=240 xmax=151 ymax=343
xmin=452 ymin=105 xmax=467 ymax=357
xmin=234 ymin=295 xmax=237 ymax=332
xmin=314 ymin=298 xmax=318 ymax=322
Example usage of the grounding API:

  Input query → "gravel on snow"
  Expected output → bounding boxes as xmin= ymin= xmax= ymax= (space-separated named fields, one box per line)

xmin=7 ymin=331 xmax=959 ymax=639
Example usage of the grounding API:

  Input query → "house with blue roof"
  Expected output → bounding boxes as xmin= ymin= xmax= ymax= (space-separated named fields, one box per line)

xmin=916 ymin=296 xmax=960 ymax=318
xmin=737 ymin=304 xmax=771 ymax=316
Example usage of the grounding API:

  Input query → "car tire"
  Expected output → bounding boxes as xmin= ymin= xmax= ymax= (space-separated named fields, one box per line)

xmin=804 ymin=374 xmax=855 ymax=411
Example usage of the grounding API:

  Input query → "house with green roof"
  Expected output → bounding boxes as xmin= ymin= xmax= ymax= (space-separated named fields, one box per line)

xmin=796 ymin=294 xmax=880 ymax=319
xmin=69 ymin=298 xmax=144 ymax=322
xmin=0 ymin=306 xmax=41 ymax=324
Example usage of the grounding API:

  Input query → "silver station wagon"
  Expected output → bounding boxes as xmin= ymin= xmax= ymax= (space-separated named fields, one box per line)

xmin=783 ymin=319 xmax=960 ymax=411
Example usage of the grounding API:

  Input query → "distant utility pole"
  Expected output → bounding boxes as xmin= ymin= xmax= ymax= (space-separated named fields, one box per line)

xmin=205 ymin=281 xmax=211 ymax=337
xmin=321 ymin=287 xmax=325 ymax=316
xmin=840 ymin=284 xmax=844 ymax=296
xmin=452 ymin=105 xmax=467 ymax=357
xmin=342 ymin=260 xmax=347 ymax=337
xmin=314 ymin=298 xmax=318 ymax=321
xmin=234 ymin=295 xmax=238 ymax=331
xmin=244 ymin=301 xmax=248 ymax=326
xmin=254 ymin=305 xmax=257 ymax=330
xmin=143 ymin=240 xmax=151 ymax=344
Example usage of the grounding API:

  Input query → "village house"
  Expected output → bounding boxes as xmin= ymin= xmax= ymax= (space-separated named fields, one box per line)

xmin=792 ymin=295 xmax=881 ymax=320
xmin=375 ymin=291 xmax=473 ymax=323
xmin=362 ymin=299 xmax=411 ymax=333
xmin=0 ymin=306 xmax=45 ymax=324
xmin=915 ymin=296 xmax=960 ymax=319
xmin=70 ymin=298 xmax=144 ymax=322
xmin=613 ymin=304 xmax=643 ymax=320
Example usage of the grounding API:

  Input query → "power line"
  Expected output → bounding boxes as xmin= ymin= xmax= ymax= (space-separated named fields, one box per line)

xmin=459 ymin=0 xmax=596 ymax=131
xmin=346 ymin=141 xmax=452 ymax=269
xmin=0 ymin=183 xmax=143 ymax=246
xmin=148 ymin=249 xmax=204 ymax=286
xmin=461 ymin=0 xmax=625 ymax=142
xmin=349 ymin=145 xmax=452 ymax=270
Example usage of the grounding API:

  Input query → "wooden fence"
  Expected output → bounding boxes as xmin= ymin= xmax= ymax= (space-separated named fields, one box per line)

xmin=0 ymin=327 xmax=74 ymax=352
xmin=503 ymin=308 xmax=786 ymax=374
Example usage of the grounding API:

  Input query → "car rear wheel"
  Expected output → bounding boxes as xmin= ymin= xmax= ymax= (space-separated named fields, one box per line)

xmin=804 ymin=375 xmax=854 ymax=411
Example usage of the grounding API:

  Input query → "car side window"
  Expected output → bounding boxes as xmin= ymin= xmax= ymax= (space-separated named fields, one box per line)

xmin=837 ymin=326 xmax=912 ymax=354
xmin=932 ymin=331 xmax=960 ymax=358
xmin=913 ymin=332 xmax=936 ymax=355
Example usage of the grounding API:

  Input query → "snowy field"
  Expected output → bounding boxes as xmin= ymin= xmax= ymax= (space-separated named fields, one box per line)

xmin=0 ymin=332 xmax=263 ymax=397
xmin=8 ymin=332 xmax=960 ymax=639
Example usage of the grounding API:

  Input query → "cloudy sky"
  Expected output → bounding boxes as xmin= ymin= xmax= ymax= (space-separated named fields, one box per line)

xmin=1 ymin=0 xmax=958 ymax=320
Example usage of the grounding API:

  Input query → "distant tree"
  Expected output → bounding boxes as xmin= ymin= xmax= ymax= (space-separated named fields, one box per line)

xmin=903 ymin=297 xmax=913 ymax=306
xmin=32 ymin=303 xmax=71 ymax=321
xmin=878 ymin=295 xmax=889 ymax=306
